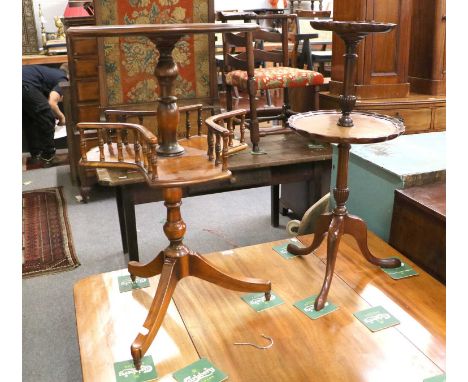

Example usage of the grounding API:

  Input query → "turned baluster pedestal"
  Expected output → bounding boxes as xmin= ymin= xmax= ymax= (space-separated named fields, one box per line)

xmin=287 ymin=21 xmax=405 ymax=311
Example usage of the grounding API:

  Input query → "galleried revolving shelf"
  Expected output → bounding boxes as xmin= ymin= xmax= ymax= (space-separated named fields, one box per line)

xmin=287 ymin=21 xmax=405 ymax=311
xmin=68 ymin=23 xmax=271 ymax=370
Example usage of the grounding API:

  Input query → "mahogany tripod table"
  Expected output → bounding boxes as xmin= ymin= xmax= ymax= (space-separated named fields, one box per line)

xmin=287 ymin=20 xmax=406 ymax=311
xmin=67 ymin=22 xmax=271 ymax=369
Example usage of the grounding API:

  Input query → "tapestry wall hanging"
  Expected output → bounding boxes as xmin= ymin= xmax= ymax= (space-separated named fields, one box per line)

xmin=95 ymin=0 xmax=212 ymax=106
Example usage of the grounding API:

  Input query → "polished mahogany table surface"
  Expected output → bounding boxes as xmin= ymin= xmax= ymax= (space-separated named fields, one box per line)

xmin=74 ymin=230 xmax=445 ymax=381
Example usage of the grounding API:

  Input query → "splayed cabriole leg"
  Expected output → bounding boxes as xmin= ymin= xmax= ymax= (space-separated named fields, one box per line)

xmin=128 ymin=252 xmax=165 ymax=281
xmin=130 ymin=186 xmax=271 ymax=369
xmin=189 ymin=252 xmax=271 ymax=299
xmin=344 ymin=214 xmax=401 ymax=268
xmin=131 ymin=257 xmax=179 ymax=370
xmin=287 ymin=212 xmax=333 ymax=256
xmin=314 ymin=215 xmax=344 ymax=311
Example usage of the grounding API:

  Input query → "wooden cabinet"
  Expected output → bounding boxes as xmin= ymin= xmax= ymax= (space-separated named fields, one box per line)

xmin=330 ymin=0 xmax=412 ymax=99
xmin=408 ymin=0 xmax=446 ymax=95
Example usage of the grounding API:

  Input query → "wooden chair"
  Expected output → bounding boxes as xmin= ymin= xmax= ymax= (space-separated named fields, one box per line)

xmin=293 ymin=10 xmax=333 ymax=74
xmin=222 ymin=13 xmax=324 ymax=153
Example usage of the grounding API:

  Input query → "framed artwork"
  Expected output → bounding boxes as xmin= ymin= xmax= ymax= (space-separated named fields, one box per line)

xmin=22 ymin=0 xmax=40 ymax=54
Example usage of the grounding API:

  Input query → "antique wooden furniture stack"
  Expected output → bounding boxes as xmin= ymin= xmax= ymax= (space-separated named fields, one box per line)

xmin=222 ymin=13 xmax=324 ymax=153
xmin=320 ymin=0 xmax=446 ymax=134
xmin=68 ymin=22 xmax=272 ymax=369
xmin=287 ymin=20 xmax=404 ymax=311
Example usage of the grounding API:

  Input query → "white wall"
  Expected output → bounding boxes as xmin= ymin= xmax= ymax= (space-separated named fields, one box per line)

xmin=32 ymin=0 xmax=68 ymax=49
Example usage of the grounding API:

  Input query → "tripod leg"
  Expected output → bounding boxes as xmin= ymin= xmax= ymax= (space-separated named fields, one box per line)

xmin=287 ymin=212 xmax=333 ymax=256
xmin=131 ymin=257 xmax=179 ymax=369
xmin=345 ymin=214 xmax=401 ymax=268
xmin=315 ymin=216 xmax=343 ymax=311
xmin=128 ymin=252 xmax=165 ymax=281
xmin=189 ymin=252 xmax=272 ymax=300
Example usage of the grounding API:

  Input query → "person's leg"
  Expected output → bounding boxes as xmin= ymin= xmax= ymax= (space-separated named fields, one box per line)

xmin=23 ymin=85 xmax=57 ymax=161
xmin=22 ymin=85 xmax=44 ymax=158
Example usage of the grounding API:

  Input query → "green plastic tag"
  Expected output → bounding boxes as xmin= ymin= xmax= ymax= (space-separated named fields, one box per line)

xmin=423 ymin=374 xmax=446 ymax=382
xmin=353 ymin=305 xmax=400 ymax=332
xmin=272 ymin=239 xmax=304 ymax=260
xmin=118 ymin=275 xmax=150 ymax=293
xmin=381 ymin=261 xmax=418 ymax=280
xmin=294 ymin=294 xmax=338 ymax=320
xmin=241 ymin=291 xmax=284 ymax=312
xmin=173 ymin=358 xmax=228 ymax=382
xmin=114 ymin=355 xmax=157 ymax=382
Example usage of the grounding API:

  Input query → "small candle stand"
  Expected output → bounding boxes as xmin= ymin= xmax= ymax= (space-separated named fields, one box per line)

xmin=287 ymin=21 xmax=405 ymax=311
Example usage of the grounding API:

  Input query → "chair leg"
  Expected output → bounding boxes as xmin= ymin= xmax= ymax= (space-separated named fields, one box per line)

xmin=248 ymin=82 xmax=261 ymax=153
xmin=226 ymin=84 xmax=233 ymax=111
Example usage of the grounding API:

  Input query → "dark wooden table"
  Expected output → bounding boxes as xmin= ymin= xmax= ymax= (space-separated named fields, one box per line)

xmin=95 ymin=133 xmax=332 ymax=262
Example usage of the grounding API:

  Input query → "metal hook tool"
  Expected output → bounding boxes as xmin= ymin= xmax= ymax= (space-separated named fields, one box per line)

xmin=234 ymin=334 xmax=274 ymax=350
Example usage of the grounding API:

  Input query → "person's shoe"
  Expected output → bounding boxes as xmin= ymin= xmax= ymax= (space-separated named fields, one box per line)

xmin=40 ymin=153 xmax=60 ymax=168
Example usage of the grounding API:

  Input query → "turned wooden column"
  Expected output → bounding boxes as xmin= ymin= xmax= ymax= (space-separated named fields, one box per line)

xmin=162 ymin=187 xmax=189 ymax=256
xmin=150 ymin=36 xmax=185 ymax=157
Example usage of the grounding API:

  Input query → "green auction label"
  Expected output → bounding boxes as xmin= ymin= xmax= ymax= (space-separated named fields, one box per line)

xmin=173 ymin=358 xmax=227 ymax=382
xmin=354 ymin=305 xmax=400 ymax=332
xmin=118 ymin=275 xmax=150 ymax=293
xmin=113 ymin=355 xmax=157 ymax=382
xmin=241 ymin=291 xmax=284 ymax=312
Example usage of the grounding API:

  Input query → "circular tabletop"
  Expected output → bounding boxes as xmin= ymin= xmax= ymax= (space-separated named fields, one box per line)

xmin=288 ymin=110 xmax=405 ymax=144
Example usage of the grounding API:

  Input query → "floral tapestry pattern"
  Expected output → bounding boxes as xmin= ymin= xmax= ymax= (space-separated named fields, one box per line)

xmin=96 ymin=0 xmax=210 ymax=105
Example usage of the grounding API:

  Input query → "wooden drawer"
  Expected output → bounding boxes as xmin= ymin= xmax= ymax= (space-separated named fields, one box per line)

xmin=373 ymin=107 xmax=432 ymax=133
xmin=433 ymin=107 xmax=446 ymax=131
xmin=71 ymin=38 xmax=97 ymax=56
xmin=77 ymin=105 xmax=100 ymax=122
xmin=76 ymin=81 xmax=99 ymax=102
xmin=73 ymin=58 xmax=98 ymax=78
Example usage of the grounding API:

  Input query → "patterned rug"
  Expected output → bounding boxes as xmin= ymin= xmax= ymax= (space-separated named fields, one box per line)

xmin=22 ymin=187 xmax=80 ymax=278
